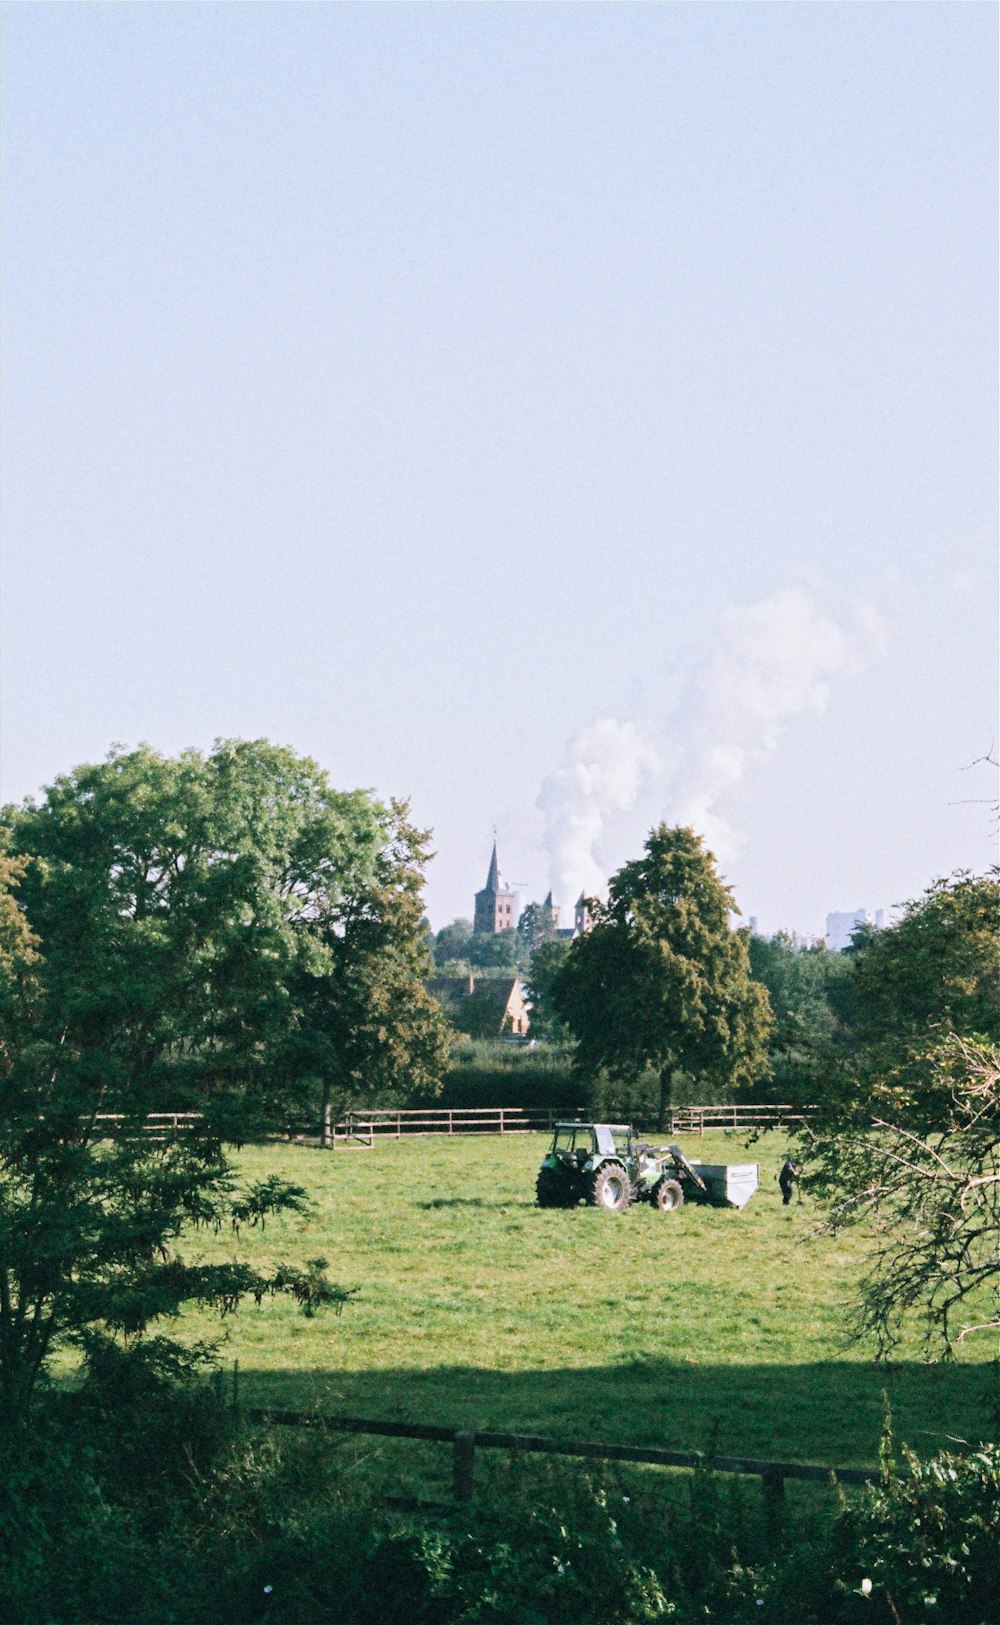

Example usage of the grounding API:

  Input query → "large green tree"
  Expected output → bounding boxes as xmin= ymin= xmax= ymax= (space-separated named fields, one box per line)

xmin=295 ymin=801 xmax=453 ymax=1139
xmin=552 ymin=825 xmax=772 ymax=1126
xmin=813 ymin=1034 xmax=999 ymax=1356
xmin=3 ymin=739 xmax=387 ymax=1122
xmin=0 ymin=741 xmax=448 ymax=1414
xmin=432 ymin=917 xmax=473 ymax=969
xmin=803 ymin=870 xmax=1000 ymax=1355
xmin=524 ymin=937 xmax=572 ymax=1040
xmin=746 ymin=931 xmax=853 ymax=1104
xmin=813 ymin=870 xmax=1000 ymax=1133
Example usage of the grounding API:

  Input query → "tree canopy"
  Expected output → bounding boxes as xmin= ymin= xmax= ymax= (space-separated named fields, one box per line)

xmin=523 ymin=937 xmax=572 ymax=1041
xmin=3 ymin=740 xmax=388 ymax=1120
xmin=296 ymin=800 xmax=453 ymax=1133
xmin=803 ymin=870 xmax=1000 ymax=1355
xmin=746 ymin=931 xmax=853 ymax=1104
xmin=552 ymin=825 xmax=772 ymax=1123
xmin=0 ymin=740 xmax=449 ymax=1414
xmin=853 ymin=871 xmax=999 ymax=1041
xmin=814 ymin=870 xmax=1000 ymax=1132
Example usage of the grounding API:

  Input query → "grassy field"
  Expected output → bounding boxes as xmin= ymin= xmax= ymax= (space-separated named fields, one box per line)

xmin=176 ymin=1131 xmax=993 ymax=1476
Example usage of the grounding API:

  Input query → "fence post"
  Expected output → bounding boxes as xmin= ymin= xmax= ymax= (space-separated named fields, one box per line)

xmin=453 ymin=1430 xmax=476 ymax=1501
xmin=321 ymin=1102 xmax=332 ymax=1148
xmin=500 ymin=1109 xmax=505 ymax=1135
xmin=761 ymin=1465 xmax=786 ymax=1545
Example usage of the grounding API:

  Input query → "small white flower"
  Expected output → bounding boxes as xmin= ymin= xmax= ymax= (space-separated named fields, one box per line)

xmin=263 ymin=1585 xmax=273 ymax=1595
xmin=557 ymin=1564 xmax=566 ymax=1575
xmin=860 ymin=1578 xmax=872 ymax=1596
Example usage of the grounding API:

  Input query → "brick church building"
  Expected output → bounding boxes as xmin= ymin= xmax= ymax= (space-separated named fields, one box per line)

xmin=473 ymin=840 xmax=517 ymax=935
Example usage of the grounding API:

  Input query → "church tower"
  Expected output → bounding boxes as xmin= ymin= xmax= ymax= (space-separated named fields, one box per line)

xmin=473 ymin=839 xmax=516 ymax=935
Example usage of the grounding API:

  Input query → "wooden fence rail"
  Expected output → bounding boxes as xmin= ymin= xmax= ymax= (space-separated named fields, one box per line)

xmin=87 ymin=1106 xmax=816 ymax=1145
xmin=91 ymin=1112 xmax=203 ymax=1135
xmin=669 ymin=1104 xmax=818 ymax=1137
xmin=248 ymin=1408 xmax=883 ymax=1519
xmin=327 ymin=1104 xmax=816 ymax=1144
xmin=327 ymin=1106 xmax=586 ymax=1144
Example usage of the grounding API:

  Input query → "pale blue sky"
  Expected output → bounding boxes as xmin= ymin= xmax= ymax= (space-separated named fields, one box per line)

xmin=2 ymin=2 xmax=996 ymax=934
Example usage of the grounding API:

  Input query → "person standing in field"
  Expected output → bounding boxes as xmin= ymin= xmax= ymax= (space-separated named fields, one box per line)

xmin=778 ymin=1159 xmax=800 ymax=1205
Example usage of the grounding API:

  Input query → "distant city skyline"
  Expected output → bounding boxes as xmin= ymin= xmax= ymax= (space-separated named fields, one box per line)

xmin=2 ymin=5 xmax=996 ymax=941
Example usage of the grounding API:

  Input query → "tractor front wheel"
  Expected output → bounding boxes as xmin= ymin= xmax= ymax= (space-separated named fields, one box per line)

xmin=653 ymin=1177 xmax=684 ymax=1212
xmin=588 ymin=1162 xmax=632 ymax=1212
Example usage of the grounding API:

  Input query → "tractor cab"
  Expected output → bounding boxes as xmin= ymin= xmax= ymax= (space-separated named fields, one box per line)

xmin=550 ymin=1122 xmax=634 ymax=1171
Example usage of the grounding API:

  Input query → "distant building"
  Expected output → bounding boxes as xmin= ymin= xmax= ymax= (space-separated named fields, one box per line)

xmin=428 ymin=974 xmax=530 ymax=1038
xmin=540 ymin=890 xmax=560 ymax=933
xmin=825 ymin=908 xmax=885 ymax=952
xmin=574 ymin=893 xmax=594 ymax=937
xmin=473 ymin=840 xmax=517 ymax=935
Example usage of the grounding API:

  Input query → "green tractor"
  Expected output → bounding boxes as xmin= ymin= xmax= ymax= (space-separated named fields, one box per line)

xmin=535 ymin=1122 xmax=760 ymax=1213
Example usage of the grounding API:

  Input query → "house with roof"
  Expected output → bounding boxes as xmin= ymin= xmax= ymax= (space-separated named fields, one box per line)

xmin=428 ymin=973 xmax=530 ymax=1039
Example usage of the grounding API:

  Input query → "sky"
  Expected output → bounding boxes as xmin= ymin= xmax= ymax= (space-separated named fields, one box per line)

xmin=2 ymin=2 xmax=997 ymax=937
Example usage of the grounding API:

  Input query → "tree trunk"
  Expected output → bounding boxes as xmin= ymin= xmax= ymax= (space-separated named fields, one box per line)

xmin=657 ymin=1066 xmax=673 ymax=1133
xmin=320 ymin=1079 xmax=332 ymax=1148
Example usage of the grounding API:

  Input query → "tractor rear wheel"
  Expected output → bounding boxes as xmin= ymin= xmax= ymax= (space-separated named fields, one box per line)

xmin=653 ymin=1177 xmax=684 ymax=1212
xmin=536 ymin=1169 xmax=575 ymax=1208
xmin=588 ymin=1162 xmax=632 ymax=1212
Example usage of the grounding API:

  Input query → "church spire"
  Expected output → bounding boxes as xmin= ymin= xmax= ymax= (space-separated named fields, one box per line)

xmin=484 ymin=839 xmax=500 ymax=893
xmin=473 ymin=834 xmax=515 ymax=935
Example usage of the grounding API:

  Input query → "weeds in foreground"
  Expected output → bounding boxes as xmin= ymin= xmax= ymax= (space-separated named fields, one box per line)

xmin=2 ymin=1351 xmax=996 ymax=1625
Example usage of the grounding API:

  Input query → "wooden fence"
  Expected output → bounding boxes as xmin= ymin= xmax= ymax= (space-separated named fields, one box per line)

xmin=87 ymin=1106 xmax=815 ymax=1145
xmin=249 ymin=1408 xmax=883 ymax=1524
xmin=325 ymin=1103 xmax=814 ymax=1145
xmin=91 ymin=1112 xmax=202 ymax=1137
xmin=668 ymin=1104 xmax=817 ymax=1137
xmin=325 ymin=1106 xmax=584 ymax=1145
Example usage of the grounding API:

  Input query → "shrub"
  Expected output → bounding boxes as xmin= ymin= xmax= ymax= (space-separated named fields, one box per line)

xmin=829 ymin=1442 xmax=1000 ymax=1624
xmin=2 ymin=1377 xmax=995 ymax=1625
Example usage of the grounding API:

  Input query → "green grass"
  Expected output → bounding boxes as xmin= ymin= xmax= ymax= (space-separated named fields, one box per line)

xmin=175 ymin=1132 xmax=993 ymax=1472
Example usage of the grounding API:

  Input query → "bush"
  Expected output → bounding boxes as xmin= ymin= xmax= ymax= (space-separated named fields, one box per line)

xmin=435 ymin=1040 xmax=579 ymax=1111
xmin=2 ymin=1373 xmax=995 ymax=1625
xmin=372 ymin=1457 xmax=672 ymax=1624
xmin=830 ymin=1442 xmax=1000 ymax=1624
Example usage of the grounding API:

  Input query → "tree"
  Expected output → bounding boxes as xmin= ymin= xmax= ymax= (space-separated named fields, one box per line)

xmin=853 ymin=872 xmax=999 ymax=1039
xmin=2 ymin=739 xmax=386 ymax=1123
xmin=467 ymin=927 xmax=525 ymax=971
xmin=746 ymin=931 xmax=853 ymax=1104
xmin=524 ymin=937 xmax=572 ymax=1040
xmin=552 ymin=825 xmax=772 ymax=1126
xmin=810 ymin=1035 xmax=999 ymax=1356
xmin=433 ymin=917 xmax=473 ymax=969
xmin=517 ymin=900 xmax=559 ymax=954
xmin=296 ymin=801 xmax=453 ymax=1138
xmin=801 ymin=870 xmax=1000 ymax=1356
xmin=0 ymin=741 xmax=446 ymax=1415
xmin=807 ymin=870 xmax=1000 ymax=1134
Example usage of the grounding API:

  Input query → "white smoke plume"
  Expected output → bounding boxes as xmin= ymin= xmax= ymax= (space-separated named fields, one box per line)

xmin=537 ymin=585 xmax=886 ymax=905
xmin=537 ymin=719 xmax=661 ymax=908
